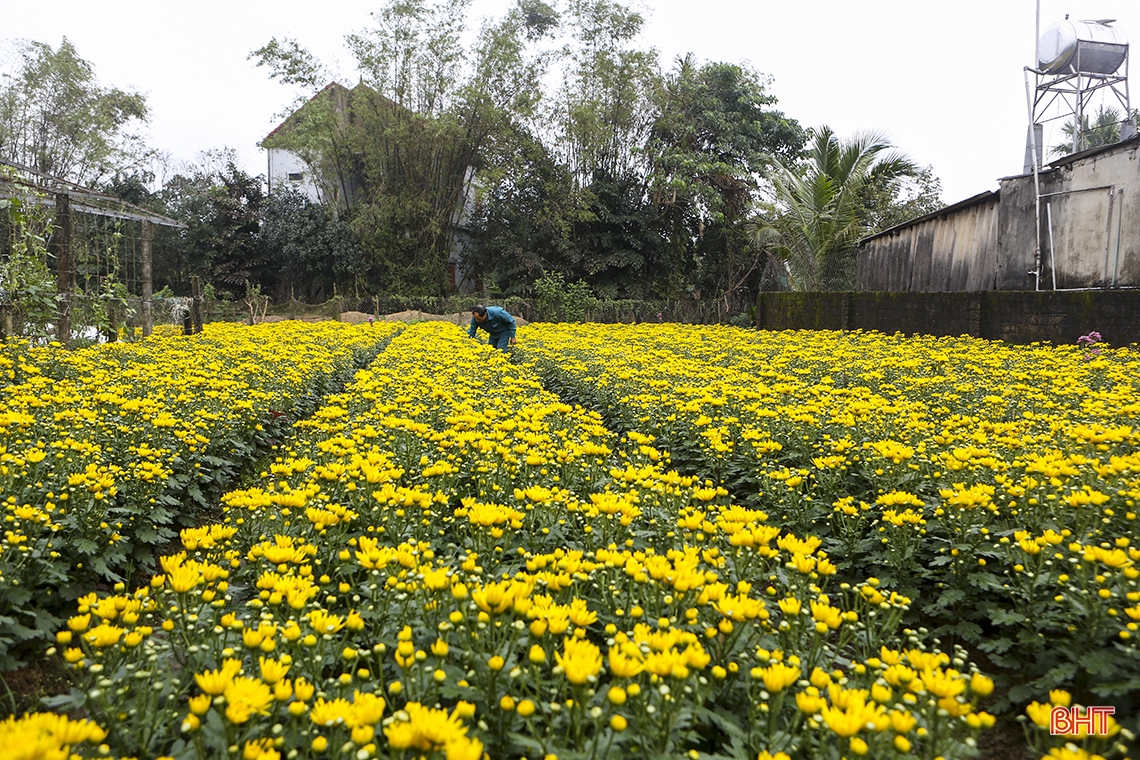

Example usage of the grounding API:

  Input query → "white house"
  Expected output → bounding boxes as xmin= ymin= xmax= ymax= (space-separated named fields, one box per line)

xmin=261 ymin=82 xmax=479 ymax=292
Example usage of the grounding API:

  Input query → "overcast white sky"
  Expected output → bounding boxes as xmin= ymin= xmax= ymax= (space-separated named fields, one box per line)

xmin=2 ymin=0 xmax=1137 ymax=204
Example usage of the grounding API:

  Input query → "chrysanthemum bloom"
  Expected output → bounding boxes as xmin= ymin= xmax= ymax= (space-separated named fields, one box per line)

xmin=222 ymin=677 xmax=273 ymax=724
xmin=555 ymin=637 xmax=602 ymax=684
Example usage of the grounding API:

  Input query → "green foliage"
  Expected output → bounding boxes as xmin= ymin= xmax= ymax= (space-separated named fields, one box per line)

xmin=558 ymin=0 xmax=658 ymax=182
xmin=0 ymin=38 xmax=151 ymax=185
xmin=647 ymin=56 xmax=804 ymax=224
xmin=0 ymin=180 xmax=60 ymax=340
xmin=255 ymin=0 xmax=486 ymax=296
xmin=157 ymin=150 xmax=268 ymax=296
xmin=1051 ymin=105 xmax=1135 ymax=156
xmin=464 ymin=131 xmax=582 ymax=295
xmin=859 ymin=164 xmax=944 ymax=232
xmin=248 ymin=0 xmax=933 ymax=306
xmin=261 ymin=188 xmax=364 ymax=301
xmin=535 ymin=271 xmax=599 ymax=322
xmin=753 ymin=126 xmax=926 ymax=291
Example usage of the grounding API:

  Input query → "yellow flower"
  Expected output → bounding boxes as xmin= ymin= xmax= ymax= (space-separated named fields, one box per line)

xmin=1025 ymin=701 xmax=1052 ymax=728
xmin=796 ymin=690 xmax=825 ymax=714
xmin=777 ymin=597 xmax=802 ymax=616
xmin=168 ymin=565 xmax=201 ymax=594
xmin=310 ymin=697 xmax=353 ymax=728
xmin=756 ymin=662 xmax=801 ymax=693
xmin=188 ymin=694 xmax=212 ymax=716
xmin=242 ymin=737 xmax=279 ymax=760
xmin=194 ymin=659 xmax=243 ymax=696
xmin=607 ymin=645 xmax=644 ymax=678
xmin=258 ymin=656 xmax=290 ymax=685
xmin=555 ymin=637 xmax=602 ymax=685
xmin=223 ymin=677 xmax=273 ymax=724
xmin=83 ymin=623 xmax=125 ymax=648
xmin=871 ymin=683 xmax=893 ymax=703
xmin=821 ymin=691 xmax=887 ymax=737
xmin=969 ymin=672 xmax=994 ymax=697
xmin=294 ymin=677 xmax=316 ymax=702
xmin=889 ymin=709 xmax=916 ymax=734
xmin=67 ymin=614 xmax=91 ymax=632
xmin=920 ymin=668 xmax=966 ymax=699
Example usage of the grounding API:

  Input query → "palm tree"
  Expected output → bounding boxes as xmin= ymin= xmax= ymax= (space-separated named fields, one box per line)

xmin=1052 ymin=105 xmax=1122 ymax=156
xmin=750 ymin=126 xmax=917 ymax=291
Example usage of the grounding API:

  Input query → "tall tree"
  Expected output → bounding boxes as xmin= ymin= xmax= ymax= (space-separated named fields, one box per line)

xmin=646 ymin=56 xmax=805 ymax=303
xmin=255 ymin=2 xmax=470 ymax=295
xmin=753 ymin=126 xmax=920 ymax=291
xmin=555 ymin=0 xmax=658 ymax=183
xmin=0 ymin=38 xmax=150 ymax=185
xmin=157 ymin=150 xmax=268 ymax=295
xmin=463 ymin=127 xmax=582 ymax=294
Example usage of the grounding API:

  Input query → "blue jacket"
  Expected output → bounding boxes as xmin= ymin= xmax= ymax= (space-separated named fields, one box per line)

xmin=468 ymin=306 xmax=517 ymax=340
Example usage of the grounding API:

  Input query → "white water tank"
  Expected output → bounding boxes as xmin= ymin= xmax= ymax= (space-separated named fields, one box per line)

xmin=1038 ymin=18 xmax=1128 ymax=75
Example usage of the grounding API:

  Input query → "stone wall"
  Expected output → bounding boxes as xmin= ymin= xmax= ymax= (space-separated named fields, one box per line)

xmin=756 ymin=290 xmax=1140 ymax=345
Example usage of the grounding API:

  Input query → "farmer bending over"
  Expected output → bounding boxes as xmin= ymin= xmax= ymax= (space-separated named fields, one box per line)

xmin=467 ymin=304 xmax=517 ymax=351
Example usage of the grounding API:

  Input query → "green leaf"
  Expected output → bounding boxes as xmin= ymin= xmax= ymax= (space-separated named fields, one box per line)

xmin=74 ymin=538 xmax=99 ymax=555
xmin=40 ymin=688 xmax=87 ymax=711
xmin=978 ymin=637 xmax=1014 ymax=654
xmin=988 ymin=609 xmax=1027 ymax=626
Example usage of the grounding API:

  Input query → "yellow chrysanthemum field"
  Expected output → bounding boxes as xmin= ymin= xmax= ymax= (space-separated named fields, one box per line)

xmin=2 ymin=321 xmax=1137 ymax=760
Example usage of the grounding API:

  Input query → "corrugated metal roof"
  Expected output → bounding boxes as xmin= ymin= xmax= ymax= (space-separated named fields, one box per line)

xmin=858 ymin=190 xmax=1000 ymax=246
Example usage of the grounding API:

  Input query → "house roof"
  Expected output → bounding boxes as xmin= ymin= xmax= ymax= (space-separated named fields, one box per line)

xmin=261 ymin=82 xmax=352 ymax=144
xmin=858 ymin=190 xmax=1000 ymax=246
xmin=262 ymin=81 xmax=415 ymax=147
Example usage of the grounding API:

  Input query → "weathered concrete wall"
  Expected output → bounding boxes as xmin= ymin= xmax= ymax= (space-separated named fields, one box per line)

xmin=755 ymin=290 xmax=1140 ymax=345
xmin=1037 ymin=140 xmax=1140 ymax=288
xmin=994 ymin=172 xmax=1039 ymax=290
xmin=859 ymin=136 xmax=1140 ymax=291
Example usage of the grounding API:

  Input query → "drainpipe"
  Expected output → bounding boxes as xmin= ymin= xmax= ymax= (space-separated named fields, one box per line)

xmin=1024 ymin=67 xmax=1043 ymax=290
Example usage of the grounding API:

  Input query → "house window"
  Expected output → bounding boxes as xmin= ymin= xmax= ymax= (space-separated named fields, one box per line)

xmin=288 ymin=172 xmax=303 ymax=182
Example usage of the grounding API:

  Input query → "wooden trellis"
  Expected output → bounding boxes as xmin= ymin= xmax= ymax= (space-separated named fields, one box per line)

xmin=0 ymin=159 xmax=186 ymax=342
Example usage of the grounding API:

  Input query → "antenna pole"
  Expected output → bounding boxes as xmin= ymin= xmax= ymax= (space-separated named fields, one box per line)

xmin=1035 ymin=0 xmax=1041 ymax=68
